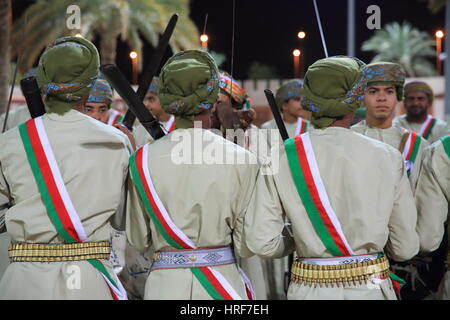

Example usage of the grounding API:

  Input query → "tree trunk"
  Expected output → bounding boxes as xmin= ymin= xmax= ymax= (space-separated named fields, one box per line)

xmin=0 ymin=0 xmax=11 ymax=114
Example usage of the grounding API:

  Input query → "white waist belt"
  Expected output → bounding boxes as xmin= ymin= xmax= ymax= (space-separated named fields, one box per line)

xmin=150 ymin=246 xmax=236 ymax=271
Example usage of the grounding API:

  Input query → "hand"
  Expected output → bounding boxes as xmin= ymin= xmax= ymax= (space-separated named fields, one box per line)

xmin=114 ymin=123 xmax=137 ymax=151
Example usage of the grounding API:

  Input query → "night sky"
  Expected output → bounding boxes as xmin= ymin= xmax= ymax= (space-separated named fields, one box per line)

xmin=12 ymin=0 xmax=447 ymax=80
xmin=189 ymin=0 xmax=446 ymax=78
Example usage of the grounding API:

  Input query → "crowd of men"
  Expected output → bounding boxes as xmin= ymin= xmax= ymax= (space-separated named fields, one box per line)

xmin=0 ymin=36 xmax=449 ymax=300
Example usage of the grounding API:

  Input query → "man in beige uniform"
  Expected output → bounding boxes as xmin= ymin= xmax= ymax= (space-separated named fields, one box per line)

xmin=126 ymin=50 xmax=259 ymax=300
xmin=0 ymin=36 xmax=132 ymax=299
xmin=352 ymin=63 xmax=437 ymax=299
xmin=245 ymin=56 xmax=419 ymax=300
xmin=394 ymin=81 xmax=450 ymax=144
xmin=415 ymin=136 xmax=450 ymax=299
xmin=262 ymin=79 xmax=311 ymax=148
xmin=351 ymin=62 xmax=429 ymax=192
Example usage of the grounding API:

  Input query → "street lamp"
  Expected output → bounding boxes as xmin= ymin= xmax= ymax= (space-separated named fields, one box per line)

xmin=297 ymin=31 xmax=306 ymax=78
xmin=293 ymin=49 xmax=301 ymax=78
xmin=200 ymin=34 xmax=209 ymax=51
xmin=436 ymin=30 xmax=445 ymax=76
xmin=130 ymin=51 xmax=138 ymax=84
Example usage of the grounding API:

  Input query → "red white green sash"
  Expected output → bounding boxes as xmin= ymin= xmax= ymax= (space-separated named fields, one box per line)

xmin=108 ymin=110 xmax=124 ymax=126
xmin=284 ymin=133 xmax=355 ymax=256
xmin=164 ymin=115 xmax=175 ymax=133
xmin=285 ymin=133 xmax=405 ymax=292
xmin=295 ymin=118 xmax=308 ymax=136
xmin=130 ymin=144 xmax=253 ymax=300
xmin=442 ymin=135 xmax=450 ymax=159
xmin=417 ymin=115 xmax=436 ymax=140
xmin=401 ymin=131 xmax=422 ymax=176
xmin=18 ymin=117 xmax=127 ymax=300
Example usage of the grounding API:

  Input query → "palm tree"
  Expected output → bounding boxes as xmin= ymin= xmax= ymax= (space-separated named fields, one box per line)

xmin=361 ymin=22 xmax=436 ymax=77
xmin=428 ymin=0 xmax=447 ymax=12
xmin=0 ymin=0 xmax=11 ymax=114
xmin=11 ymin=0 xmax=200 ymax=73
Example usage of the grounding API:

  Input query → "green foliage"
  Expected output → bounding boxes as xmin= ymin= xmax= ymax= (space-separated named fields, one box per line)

xmin=362 ymin=22 xmax=436 ymax=77
xmin=11 ymin=0 xmax=200 ymax=73
xmin=428 ymin=0 xmax=447 ymax=13
xmin=209 ymin=50 xmax=226 ymax=68
xmin=247 ymin=61 xmax=279 ymax=80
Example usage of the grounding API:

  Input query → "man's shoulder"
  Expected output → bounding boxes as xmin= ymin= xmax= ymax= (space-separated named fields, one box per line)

xmin=261 ymin=119 xmax=275 ymax=129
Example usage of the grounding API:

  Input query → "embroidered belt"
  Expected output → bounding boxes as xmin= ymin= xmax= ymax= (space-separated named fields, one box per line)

xmin=291 ymin=253 xmax=390 ymax=287
xmin=8 ymin=241 xmax=111 ymax=262
xmin=150 ymin=246 xmax=236 ymax=271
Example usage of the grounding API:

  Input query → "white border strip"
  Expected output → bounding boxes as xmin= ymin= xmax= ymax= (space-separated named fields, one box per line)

xmin=164 ymin=115 xmax=175 ymax=133
xmin=141 ymin=144 xmax=196 ymax=249
xmin=295 ymin=118 xmax=303 ymax=136
xmin=34 ymin=117 xmax=88 ymax=242
xmin=107 ymin=109 xmax=120 ymax=126
xmin=301 ymin=133 xmax=355 ymax=255
xmin=402 ymin=132 xmax=413 ymax=160
xmin=418 ymin=115 xmax=433 ymax=137
xmin=209 ymin=267 xmax=242 ymax=300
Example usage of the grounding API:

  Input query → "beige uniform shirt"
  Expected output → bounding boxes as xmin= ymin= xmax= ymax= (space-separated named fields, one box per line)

xmin=0 ymin=105 xmax=31 ymax=132
xmin=126 ymin=128 xmax=260 ymax=300
xmin=351 ymin=120 xmax=429 ymax=192
xmin=414 ymin=139 xmax=449 ymax=299
xmin=261 ymin=118 xmax=310 ymax=148
xmin=0 ymin=110 xmax=132 ymax=299
xmin=394 ymin=115 xmax=450 ymax=145
xmin=0 ymin=105 xmax=31 ymax=281
xmin=245 ymin=127 xmax=420 ymax=300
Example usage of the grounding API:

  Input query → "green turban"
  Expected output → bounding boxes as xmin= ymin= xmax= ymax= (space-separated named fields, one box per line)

xmin=158 ymin=50 xmax=220 ymax=129
xmin=36 ymin=36 xmax=100 ymax=114
xmin=363 ymin=62 xmax=405 ymax=101
xmin=275 ymin=79 xmax=303 ymax=111
xmin=302 ymin=56 xmax=368 ymax=128
xmin=87 ymin=79 xmax=114 ymax=107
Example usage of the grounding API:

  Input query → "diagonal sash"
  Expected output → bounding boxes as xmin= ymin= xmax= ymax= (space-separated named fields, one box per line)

xmin=108 ymin=110 xmax=124 ymax=126
xmin=401 ymin=131 xmax=422 ymax=176
xmin=130 ymin=144 xmax=253 ymax=300
xmin=19 ymin=117 xmax=127 ymax=300
xmin=285 ymin=133 xmax=405 ymax=293
xmin=164 ymin=115 xmax=175 ymax=133
xmin=284 ymin=133 xmax=355 ymax=257
xmin=417 ymin=115 xmax=436 ymax=140
xmin=295 ymin=118 xmax=308 ymax=136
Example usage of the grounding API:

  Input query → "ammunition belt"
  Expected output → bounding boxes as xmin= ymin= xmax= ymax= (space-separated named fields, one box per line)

xmin=291 ymin=254 xmax=390 ymax=287
xmin=8 ymin=241 xmax=111 ymax=262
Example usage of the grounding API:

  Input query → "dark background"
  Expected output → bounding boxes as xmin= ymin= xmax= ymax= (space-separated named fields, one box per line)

xmin=11 ymin=0 xmax=446 ymax=79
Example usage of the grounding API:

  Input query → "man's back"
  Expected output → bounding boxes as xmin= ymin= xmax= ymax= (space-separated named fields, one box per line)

xmin=126 ymin=128 xmax=260 ymax=299
xmin=0 ymin=110 xmax=132 ymax=299
xmin=247 ymin=127 xmax=418 ymax=260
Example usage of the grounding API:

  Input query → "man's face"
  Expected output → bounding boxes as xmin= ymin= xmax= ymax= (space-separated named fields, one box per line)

xmin=144 ymin=92 xmax=163 ymax=117
xmin=282 ymin=96 xmax=308 ymax=118
xmin=404 ymin=91 xmax=431 ymax=118
xmin=82 ymin=102 xmax=109 ymax=124
xmin=364 ymin=85 xmax=398 ymax=121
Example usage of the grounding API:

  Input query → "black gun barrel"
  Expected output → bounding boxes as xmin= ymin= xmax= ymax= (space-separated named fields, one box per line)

xmin=100 ymin=64 xmax=165 ymax=140
xmin=264 ymin=89 xmax=289 ymax=141
xmin=20 ymin=76 xmax=46 ymax=119
xmin=121 ymin=13 xmax=179 ymax=129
